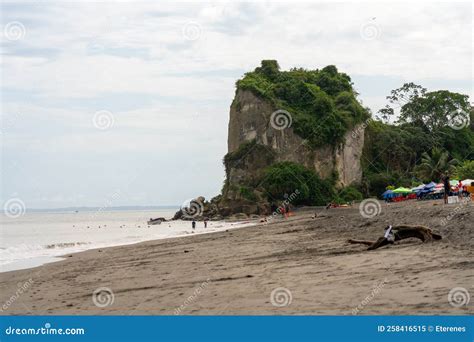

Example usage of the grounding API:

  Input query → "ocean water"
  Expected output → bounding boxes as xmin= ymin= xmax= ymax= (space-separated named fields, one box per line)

xmin=0 ymin=209 xmax=256 ymax=273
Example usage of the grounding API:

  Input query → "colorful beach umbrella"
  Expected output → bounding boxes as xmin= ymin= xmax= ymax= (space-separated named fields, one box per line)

xmin=382 ymin=190 xmax=394 ymax=199
xmin=392 ymin=187 xmax=413 ymax=194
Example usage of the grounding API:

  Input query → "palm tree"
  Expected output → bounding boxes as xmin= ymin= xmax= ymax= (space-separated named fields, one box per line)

xmin=415 ymin=148 xmax=458 ymax=181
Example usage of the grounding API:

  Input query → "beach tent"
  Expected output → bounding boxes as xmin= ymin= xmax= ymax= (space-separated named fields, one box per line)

xmin=424 ymin=182 xmax=437 ymax=189
xmin=461 ymin=179 xmax=474 ymax=186
xmin=392 ymin=187 xmax=413 ymax=194
xmin=382 ymin=190 xmax=394 ymax=199
xmin=419 ymin=182 xmax=436 ymax=195
xmin=433 ymin=183 xmax=444 ymax=193
xmin=411 ymin=184 xmax=425 ymax=193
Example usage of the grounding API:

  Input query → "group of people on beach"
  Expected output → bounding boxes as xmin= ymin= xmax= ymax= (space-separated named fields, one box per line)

xmin=442 ymin=175 xmax=470 ymax=204
xmin=191 ymin=219 xmax=208 ymax=230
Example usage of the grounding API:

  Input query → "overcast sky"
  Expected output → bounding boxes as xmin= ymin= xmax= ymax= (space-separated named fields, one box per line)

xmin=1 ymin=1 xmax=472 ymax=209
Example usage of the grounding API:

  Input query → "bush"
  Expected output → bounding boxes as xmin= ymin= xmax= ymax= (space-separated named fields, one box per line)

xmin=335 ymin=186 xmax=363 ymax=203
xmin=223 ymin=139 xmax=275 ymax=173
xmin=223 ymin=139 xmax=259 ymax=172
xmin=239 ymin=186 xmax=257 ymax=202
xmin=260 ymin=162 xmax=334 ymax=206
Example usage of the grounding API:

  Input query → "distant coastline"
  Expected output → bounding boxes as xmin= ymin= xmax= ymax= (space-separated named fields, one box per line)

xmin=8 ymin=205 xmax=180 ymax=214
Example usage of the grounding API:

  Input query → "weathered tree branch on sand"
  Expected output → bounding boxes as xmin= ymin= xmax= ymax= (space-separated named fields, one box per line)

xmin=348 ymin=225 xmax=442 ymax=250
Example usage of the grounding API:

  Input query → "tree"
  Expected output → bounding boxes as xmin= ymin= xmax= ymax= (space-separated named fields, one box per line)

xmin=455 ymin=160 xmax=474 ymax=180
xmin=415 ymin=148 xmax=458 ymax=181
xmin=378 ymin=83 xmax=470 ymax=131
xmin=255 ymin=60 xmax=280 ymax=80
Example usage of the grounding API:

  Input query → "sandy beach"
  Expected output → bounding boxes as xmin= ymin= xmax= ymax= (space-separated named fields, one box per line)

xmin=0 ymin=200 xmax=472 ymax=315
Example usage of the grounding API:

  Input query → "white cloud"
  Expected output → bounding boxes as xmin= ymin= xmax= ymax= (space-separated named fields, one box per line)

xmin=1 ymin=1 xmax=472 ymax=208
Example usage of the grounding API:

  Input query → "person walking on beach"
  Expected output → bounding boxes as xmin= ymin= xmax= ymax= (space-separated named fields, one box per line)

xmin=204 ymin=219 xmax=208 ymax=228
xmin=192 ymin=220 xmax=196 ymax=230
xmin=458 ymin=180 xmax=463 ymax=199
xmin=443 ymin=175 xmax=450 ymax=204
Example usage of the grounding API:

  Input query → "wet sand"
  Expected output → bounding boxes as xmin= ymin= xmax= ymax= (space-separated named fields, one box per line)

xmin=1 ymin=200 xmax=472 ymax=315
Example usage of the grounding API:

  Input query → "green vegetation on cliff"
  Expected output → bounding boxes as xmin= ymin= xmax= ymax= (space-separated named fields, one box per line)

xmin=236 ymin=60 xmax=370 ymax=147
xmin=261 ymin=162 xmax=335 ymax=206
xmin=222 ymin=65 xmax=472 ymax=209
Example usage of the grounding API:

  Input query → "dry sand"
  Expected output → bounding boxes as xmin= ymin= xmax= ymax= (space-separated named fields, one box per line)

xmin=1 ymin=200 xmax=472 ymax=315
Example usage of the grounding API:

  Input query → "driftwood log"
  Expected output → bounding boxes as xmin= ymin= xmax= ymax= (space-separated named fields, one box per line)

xmin=348 ymin=225 xmax=442 ymax=250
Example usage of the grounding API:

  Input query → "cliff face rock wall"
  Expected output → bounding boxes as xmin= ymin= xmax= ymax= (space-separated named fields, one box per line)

xmin=227 ymin=89 xmax=364 ymax=188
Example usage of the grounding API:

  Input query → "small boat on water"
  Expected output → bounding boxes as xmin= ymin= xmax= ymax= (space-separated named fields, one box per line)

xmin=147 ymin=217 xmax=165 ymax=225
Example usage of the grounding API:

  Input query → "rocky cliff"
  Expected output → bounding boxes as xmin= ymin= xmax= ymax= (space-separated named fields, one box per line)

xmin=175 ymin=61 xmax=368 ymax=220
xmin=227 ymin=89 xmax=364 ymax=187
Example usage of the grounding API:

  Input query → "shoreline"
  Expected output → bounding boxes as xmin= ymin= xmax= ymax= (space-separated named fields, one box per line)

xmin=0 ymin=200 xmax=472 ymax=315
xmin=0 ymin=218 xmax=259 ymax=274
